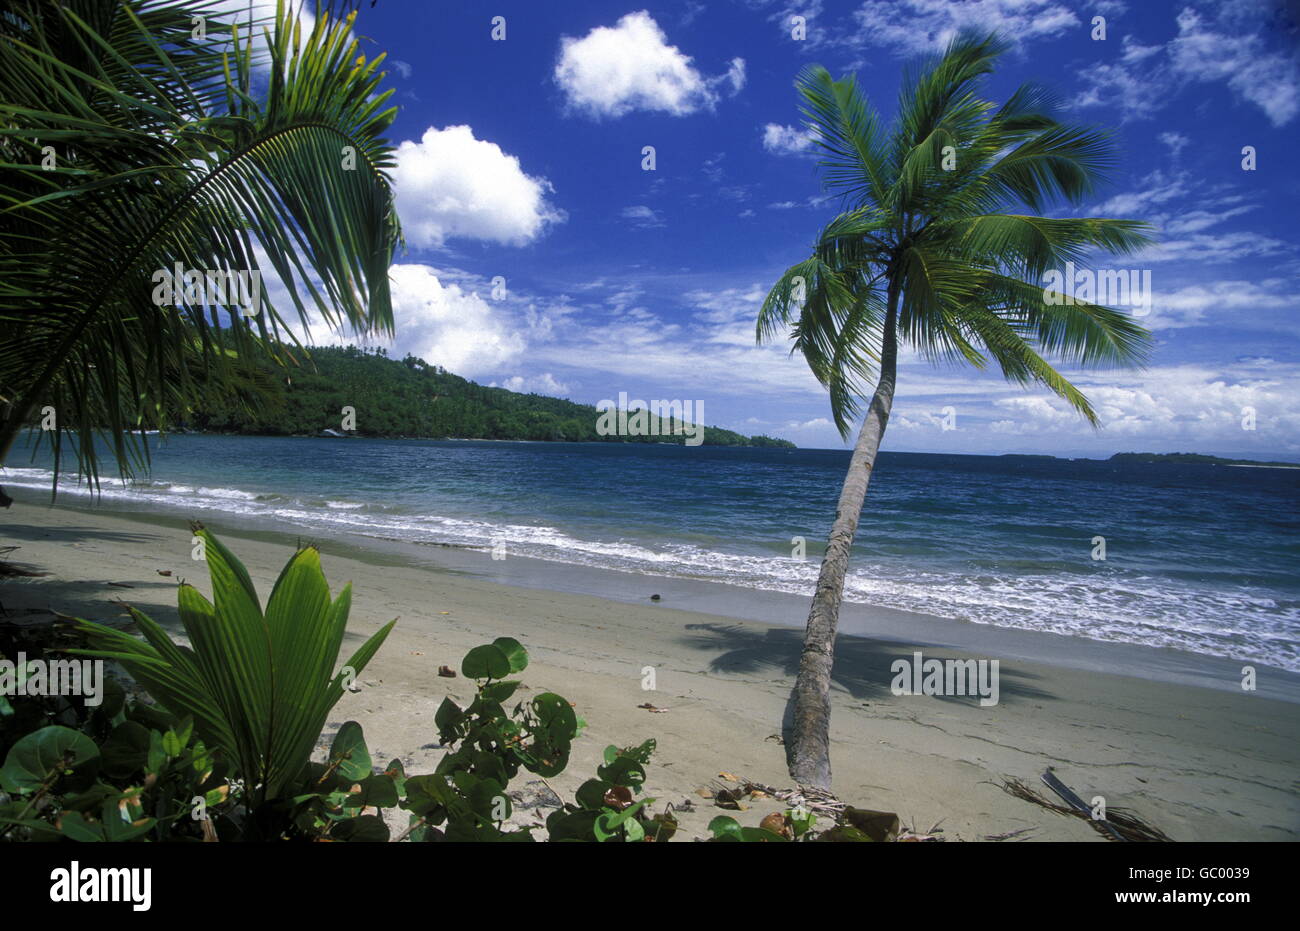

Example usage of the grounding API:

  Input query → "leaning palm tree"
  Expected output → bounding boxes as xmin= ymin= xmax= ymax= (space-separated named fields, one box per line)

xmin=759 ymin=33 xmax=1154 ymax=789
xmin=0 ymin=0 xmax=399 ymax=497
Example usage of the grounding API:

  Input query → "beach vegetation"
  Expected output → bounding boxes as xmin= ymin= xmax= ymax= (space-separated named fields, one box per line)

xmin=3 ymin=529 xmax=876 ymax=841
xmin=70 ymin=523 xmax=395 ymax=810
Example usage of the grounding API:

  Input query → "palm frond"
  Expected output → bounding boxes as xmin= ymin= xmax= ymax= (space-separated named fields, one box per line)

xmin=0 ymin=0 xmax=401 ymax=490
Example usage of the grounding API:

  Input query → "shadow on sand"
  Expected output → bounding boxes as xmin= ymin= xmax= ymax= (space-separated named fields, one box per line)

xmin=680 ymin=621 xmax=1059 ymax=763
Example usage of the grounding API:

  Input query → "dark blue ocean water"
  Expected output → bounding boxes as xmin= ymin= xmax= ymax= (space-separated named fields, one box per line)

xmin=6 ymin=436 xmax=1298 ymax=669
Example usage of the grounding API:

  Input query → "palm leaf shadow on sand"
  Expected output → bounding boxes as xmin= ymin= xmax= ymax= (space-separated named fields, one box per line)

xmin=680 ymin=622 xmax=1058 ymax=768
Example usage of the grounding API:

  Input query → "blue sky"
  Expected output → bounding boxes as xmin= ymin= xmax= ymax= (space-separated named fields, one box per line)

xmin=292 ymin=0 xmax=1298 ymax=458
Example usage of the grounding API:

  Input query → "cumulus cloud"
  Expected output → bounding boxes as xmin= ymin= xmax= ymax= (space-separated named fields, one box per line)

xmin=393 ymin=126 xmax=564 ymax=248
xmin=383 ymin=264 xmax=525 ymax=376
xmin=762 ymin=122 xmax=815 ymax=156
xmin=554 ymin=11 xmax=743 ymax=118
xmin=718 ymin=57 xmax=747 ymax=95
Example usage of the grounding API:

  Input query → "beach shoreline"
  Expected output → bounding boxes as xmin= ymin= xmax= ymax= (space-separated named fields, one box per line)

xmin=3 ymin=491 xmax=1298 ymax=841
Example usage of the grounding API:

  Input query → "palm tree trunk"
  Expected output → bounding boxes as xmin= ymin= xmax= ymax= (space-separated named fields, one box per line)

xmin=787 ymin=286 xmax=899 ymax=789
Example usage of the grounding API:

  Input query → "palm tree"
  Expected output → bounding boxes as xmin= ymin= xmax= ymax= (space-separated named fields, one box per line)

xmin=0 ymin=0 xmax=400 ymax=498
xmin=759 ymin=33 xmax=1154 ymax=789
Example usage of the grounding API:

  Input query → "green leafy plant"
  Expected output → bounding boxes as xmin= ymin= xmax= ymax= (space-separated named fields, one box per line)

xmin=70 ymin=524 xmax=395 ymax=808
xmin=707 ymin=807 xmax=823 ymax=843
xmin=0 ymin=695 xmax=236 ymax=843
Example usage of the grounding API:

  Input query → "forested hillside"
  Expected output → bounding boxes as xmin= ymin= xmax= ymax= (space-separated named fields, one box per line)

xmin=185 ymin=346 xmax=794 ymax=447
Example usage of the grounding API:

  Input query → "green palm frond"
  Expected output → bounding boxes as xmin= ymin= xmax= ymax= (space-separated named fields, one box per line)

xmin=0 ymin=0 xmax=402 ymax=489
xmin=955 ymin=304 xmax=1102 ymax=425
xmin=795 ymin=65 xmax=892 ymax=209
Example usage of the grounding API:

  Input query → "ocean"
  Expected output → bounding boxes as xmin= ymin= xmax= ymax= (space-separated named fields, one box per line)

xmin=5 ymin=435 xmax=1298 ymax=671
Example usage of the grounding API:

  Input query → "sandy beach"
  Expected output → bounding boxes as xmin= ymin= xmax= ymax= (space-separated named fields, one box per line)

xmin=3 ymin=491 xmax=1297 ymax=842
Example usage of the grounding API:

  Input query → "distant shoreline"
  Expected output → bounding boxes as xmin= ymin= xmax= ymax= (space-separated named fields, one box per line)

xmin=30 ymin=429 xmax=1299 ymax=467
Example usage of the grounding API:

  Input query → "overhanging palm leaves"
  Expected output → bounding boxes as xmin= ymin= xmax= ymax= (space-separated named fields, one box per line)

xmin=0 ymin=0 xmax=401 ymax=490
xmin=71 ymin=525 xmax=395 ymax=805
xmin=759 ymin=33 xmax=1156 ymax=789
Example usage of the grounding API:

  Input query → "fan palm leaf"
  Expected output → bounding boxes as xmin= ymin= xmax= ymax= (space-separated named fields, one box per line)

xmin=71 ymin=525 xmax=395 ymax=805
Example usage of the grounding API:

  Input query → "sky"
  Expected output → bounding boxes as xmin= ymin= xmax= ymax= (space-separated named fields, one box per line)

xmin=279 ymin=0 xmax=1299 ymax=458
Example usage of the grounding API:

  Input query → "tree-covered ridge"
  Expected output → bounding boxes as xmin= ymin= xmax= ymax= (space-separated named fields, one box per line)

xmin=185 ymin=346 xmax=795 ymax=447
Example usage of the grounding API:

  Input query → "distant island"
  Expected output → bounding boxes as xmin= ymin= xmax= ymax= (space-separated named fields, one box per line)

xmin=177 ymin=345 xmax=795 ymax=448
xmin=1109 ymin=452 xmax=1300 ymax=469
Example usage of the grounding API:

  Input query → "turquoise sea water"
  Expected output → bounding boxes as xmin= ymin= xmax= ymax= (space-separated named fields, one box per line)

xmin=5 ymin=435 xmax=1298 ymax=670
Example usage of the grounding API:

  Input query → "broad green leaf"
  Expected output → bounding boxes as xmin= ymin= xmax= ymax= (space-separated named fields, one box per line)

xmin=461 ymin=644 xmax=511 ymax=680
xmin=329 ymin=721 xmax=371 ymax=783
xmin=0 ymin=726 xmax=100 ymax=794
xmin=491 ymin=637 xmax=528 ymax=673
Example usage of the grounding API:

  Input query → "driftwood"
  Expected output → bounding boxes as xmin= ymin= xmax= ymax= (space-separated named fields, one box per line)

xmin=1000 ymin=774 xmax=1172 ymax=842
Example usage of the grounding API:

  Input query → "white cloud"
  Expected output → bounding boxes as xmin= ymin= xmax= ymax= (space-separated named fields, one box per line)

xmin=762 ymin=122 xmax=815 ymax=156
xmin=718 ymin=57 xmax=747 ymax=95
xmin=851 ymin=0 xmax=1082 ymax=55
xmin=554 ymin=11 xmax=742 ymax=118
xmin=621 ymin=205 xmax=665 ymax=228
xmin=1140 ymin=231 xmax=1292 ymax=264
xmin=1086 ymin=171 xmax=1290 ymax=266
xmin=383 ymin=264 xmax=525 ymax=376
xmin=1075 ymin=36 xmax=1173 ymax=120
xmin=493 ymin=373 xmax=571 ymax=396
xmin=393 ymin=126 xmax=564 ymax=248
xmin=1146 ymin=278 xmax=1292 ymax=330
xmin=1168 ymin=6 xmax=1300 ymax=127
xmin=1158 ymin=131 xmax=1189 ymax=160
xmin=1077 ymin=4 xmax=1300 ymax=126
xmin=978 ymin=363 xmax=1300 ymax=450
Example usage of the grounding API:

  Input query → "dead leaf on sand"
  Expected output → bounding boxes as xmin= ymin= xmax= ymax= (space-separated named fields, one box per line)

xmin=437 ymin=666 xmax=456 ymax=678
